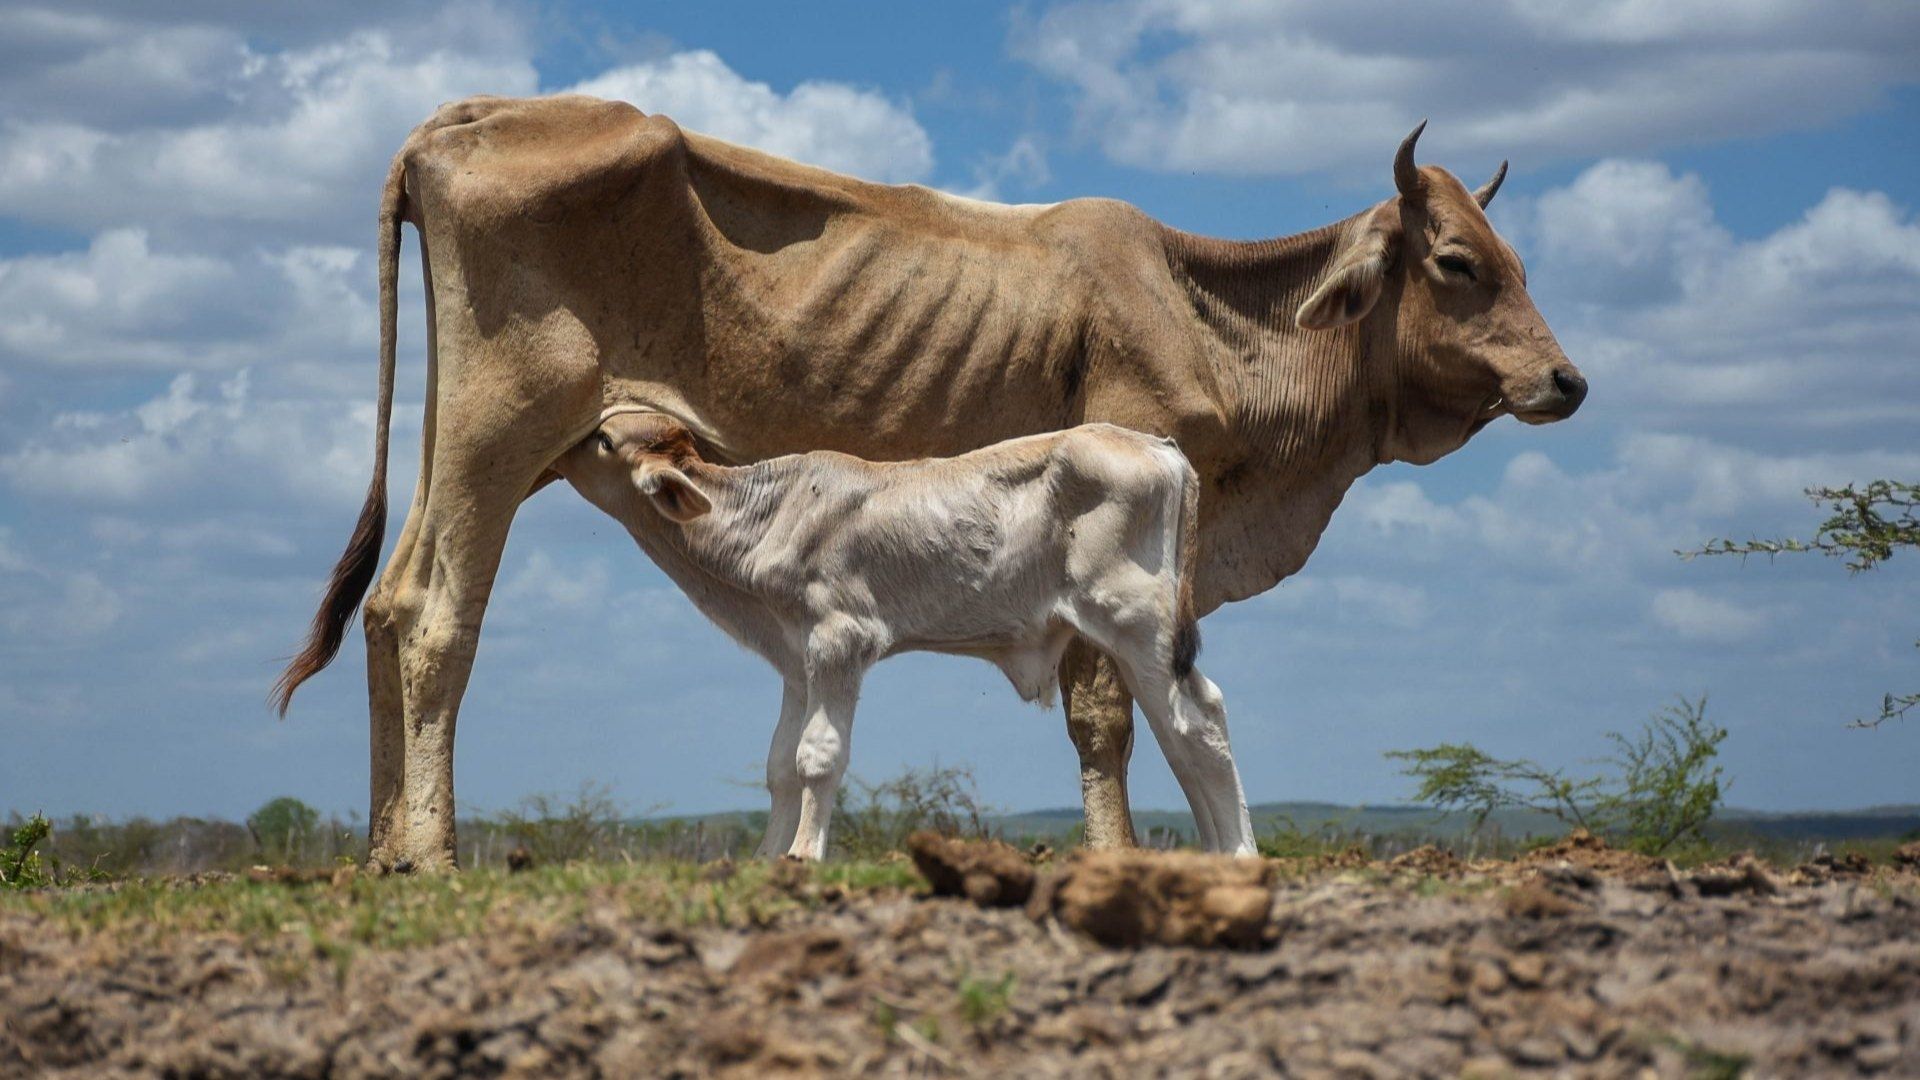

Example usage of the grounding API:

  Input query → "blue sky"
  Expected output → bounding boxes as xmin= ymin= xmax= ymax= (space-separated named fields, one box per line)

xmin=2 ymin=0 xmax=1916 ymax=824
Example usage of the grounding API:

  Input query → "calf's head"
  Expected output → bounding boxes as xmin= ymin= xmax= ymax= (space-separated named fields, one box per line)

xmin=1295 ymin=123 xmax=1587 ymax=464
xmin=556 ymin=410 xmax=713 ymax=524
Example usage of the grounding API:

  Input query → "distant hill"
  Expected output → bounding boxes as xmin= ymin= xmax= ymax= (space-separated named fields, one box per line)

xmin=984 ymin=802 xmax=1920 ymax=845
xmin=659 ymin=801 xmax=1920 ymax=846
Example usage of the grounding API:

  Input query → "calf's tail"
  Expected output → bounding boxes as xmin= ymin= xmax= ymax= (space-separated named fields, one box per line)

xmin=1170 ymin=451 xmax=1202 ymax=680
xmin=270 ymin=154 xmax=406 ymax=715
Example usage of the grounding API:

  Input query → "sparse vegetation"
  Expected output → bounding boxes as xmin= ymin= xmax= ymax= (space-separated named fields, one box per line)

xmin=1256 ymin=816 xmax=1378 ymax=860
xmin=830 ymin=763 xmax=996 ymax=860
xmin=1 ymin=814 xmax=54 ymax=889
xmin=247 ymin=796 xmax=322 ymax=863
xmin=460 ymin=782 xmax=759 ymax=867
xmin=1389 ymin=697 xmax=1728 ymax=856
xmin=956 ymin=968 xmax=1017 ymax=1030
xmin=1685 ymin=479 xmax=1918 ymax=727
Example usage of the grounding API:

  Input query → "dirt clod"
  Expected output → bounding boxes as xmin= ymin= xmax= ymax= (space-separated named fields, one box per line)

xmin=906 ymin=832 xmax=1034 ymax=907
xmin=1504 ymin=882 xmax=1584 ymax=919
xmin=1389 ymin=844 xmax=1466 ymax=877
xmin=1030 ymin=849 xmax=1276 ymax=949
xmin=1691 ymin=854 xmax=1782 ymax=897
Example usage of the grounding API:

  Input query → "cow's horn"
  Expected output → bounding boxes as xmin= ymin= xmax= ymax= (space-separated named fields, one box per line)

xmin=1474 ymin=159 xmax=1508 ymax=208
xmin=1394 ymin=120 xmax=1427 ymax=199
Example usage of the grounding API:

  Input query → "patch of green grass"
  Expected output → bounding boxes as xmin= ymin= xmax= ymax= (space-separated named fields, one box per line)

xmin=1643 ymin=1030 xmax=1751 ymax=1079
xmin=0 ymin=857 xmax=923 ymax=951
xmin=956 ymin=968 xmax=1016 ymax=1029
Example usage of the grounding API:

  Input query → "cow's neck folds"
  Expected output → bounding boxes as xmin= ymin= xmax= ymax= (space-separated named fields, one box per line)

xmin=1163 ymin=215 xmax=1395 ymax=607
xmin=1165 ymin=215 xmax=1385 ymax=469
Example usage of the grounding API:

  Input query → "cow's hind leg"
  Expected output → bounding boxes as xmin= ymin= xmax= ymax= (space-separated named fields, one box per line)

xmin=362 ymin=482 xmax=428 ymax=871
xmin=1060 ymin=640 xmax=1140 ymax=850
xmin=365 ymin=464 xmax=535 ymax=872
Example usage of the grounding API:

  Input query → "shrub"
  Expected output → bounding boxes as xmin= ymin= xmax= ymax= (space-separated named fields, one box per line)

xmin=0 ymin=814 xmax=54 ymax=889
xmin=248 ymin=797 xmax=321 ymax=863
xmin=831 ymin=764 xmax=994 ymax=860
xmin=1685 ymin=480 xmax=1916 ymax=727
xmin=1389 ymin=697 xmax=1727 ymax=856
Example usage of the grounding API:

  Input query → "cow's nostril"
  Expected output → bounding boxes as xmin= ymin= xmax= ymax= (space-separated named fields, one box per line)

xmin=1552 ymin=367 xmax=1588 ymax=410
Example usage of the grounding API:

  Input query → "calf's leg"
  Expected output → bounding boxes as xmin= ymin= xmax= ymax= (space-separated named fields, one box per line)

xmin=788 ymin=664 xmax=863 ymax=861
xmin=756 ymin=680 xmax=807 ymax=859
xmin=1168 ymin=668 xmax=1256 ymax=855
xmin=1072 ymin=590 xmax=1252 ymax=856
xmin=1060 ymin=640 xmax=1139 ymax=850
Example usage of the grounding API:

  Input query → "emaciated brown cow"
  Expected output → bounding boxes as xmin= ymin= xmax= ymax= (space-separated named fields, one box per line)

xmin=273 ymin=95 xmax=1585 ymax=872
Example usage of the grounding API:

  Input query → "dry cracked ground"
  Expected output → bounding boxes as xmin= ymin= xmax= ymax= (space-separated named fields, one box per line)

xmin=3 ymin=834 xmax=1919 ymax=1078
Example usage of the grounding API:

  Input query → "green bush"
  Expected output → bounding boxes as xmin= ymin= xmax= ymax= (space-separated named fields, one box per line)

xmin=1389 ymin=697 xmax=1728 ymax=856
xmin=0 ymin=815 xmax=54 ymax=889
xmin=248 ymin=797 xmax=321 ymax=863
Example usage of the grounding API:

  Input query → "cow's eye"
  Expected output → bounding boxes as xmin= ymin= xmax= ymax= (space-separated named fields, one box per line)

xmin=596 ymin=432 xmax=614 ymax=453
xmin=1436 ymin=253 xmax=1477 ymax=281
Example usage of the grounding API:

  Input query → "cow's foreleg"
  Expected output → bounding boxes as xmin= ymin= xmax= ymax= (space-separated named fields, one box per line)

xmin=1060 ymin=640 xmax=1139 ymax=850
xmin=756 ymin=680 xmax=807 ymax=859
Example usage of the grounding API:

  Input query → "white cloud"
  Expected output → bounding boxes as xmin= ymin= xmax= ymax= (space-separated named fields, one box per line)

xmin=0 ymin=227 xmax=379 ymax=379
xmin=1262 ymin=574 xmax=1430 ymax=629
xmin=0 ymin=527 xmax=35 ymax=574
xmin=1650 ymin=587 xmax=1767 ymax=642
xmin=955 ymin=135 xmax=1051 ymax=201
xmin=1345 ymin=434 xmax=1920 ymax=588
xmin=570 ymin=50 xmax=935 ymax=183
xmin=0 ymin=370 xmax=385 ymax=507
xmin=0 ymin=565 xmax=122 ymax=641
xmin=1522 ymin=163 xmax=1920 ymax=433
xmin=500 ymin=550 xmax=614 ymax=613
xmin=0 ymin=22 xmax=538 ymax=242
xmin=1014 ymin=0 xmax=1920 ymax=176
xmin=1527 ymin=159 xmax=1727 ymax=304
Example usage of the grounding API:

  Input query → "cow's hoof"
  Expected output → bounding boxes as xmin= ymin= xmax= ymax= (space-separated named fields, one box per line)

xmin=363 ymin=850 xmax=403 ymax=876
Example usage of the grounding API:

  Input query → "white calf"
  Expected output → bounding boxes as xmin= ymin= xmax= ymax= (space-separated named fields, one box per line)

xmin=551 ymin=408 xmax=1256 ymax=858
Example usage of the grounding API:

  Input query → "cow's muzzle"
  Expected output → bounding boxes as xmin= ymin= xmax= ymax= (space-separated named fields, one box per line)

xmin=1513 ymin=366 xmax=1587 ymax=423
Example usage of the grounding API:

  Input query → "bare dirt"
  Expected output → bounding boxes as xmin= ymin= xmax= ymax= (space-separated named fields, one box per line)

xmin=4 ymin=840 xmax=1919 ymax=1078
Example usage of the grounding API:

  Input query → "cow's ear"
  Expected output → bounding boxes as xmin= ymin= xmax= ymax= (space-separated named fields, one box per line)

xmin=635 ymin=461 xmax=712 ymax=524
xmin=1296 ymin=227 xmax=1396 ymax=330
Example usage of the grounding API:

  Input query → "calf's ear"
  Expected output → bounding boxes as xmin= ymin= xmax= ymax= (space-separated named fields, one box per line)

xmin=1296 ymin=226 xmax=1396 ymax=331
xmin=635 ymin=461 xmax=712 ymax=524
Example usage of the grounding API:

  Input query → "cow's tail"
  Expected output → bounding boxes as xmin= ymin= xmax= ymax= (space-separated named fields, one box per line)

xmin=1169 ymin=447 xmax=1202 ymax=680
xmin=271 ymin=154 xmax=406 ymax=715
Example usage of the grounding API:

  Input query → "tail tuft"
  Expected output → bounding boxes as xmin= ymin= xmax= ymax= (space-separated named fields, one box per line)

xmin=1169 ymin=448 xmax=1202 ymax=680
xmin=271 ymin=478 xmax=386 ymax=715
xmin=1172 ymin=619 xmax=1200 ymax=679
